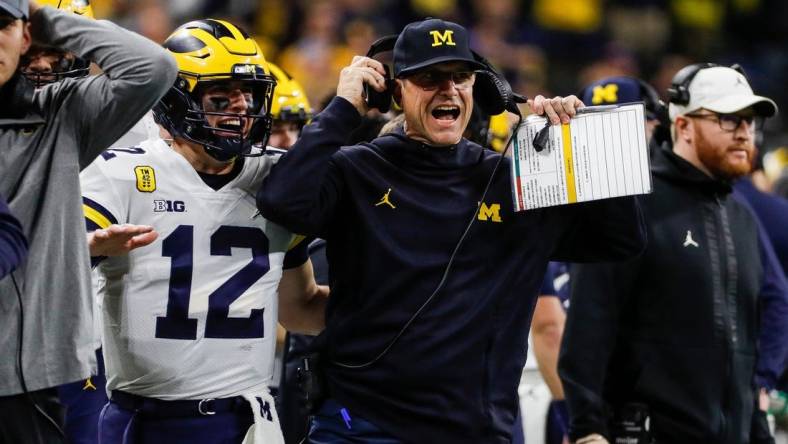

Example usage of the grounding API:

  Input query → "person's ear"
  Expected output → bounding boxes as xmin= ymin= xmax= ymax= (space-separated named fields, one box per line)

xmin=21 ymin=21 xmax=31 ymax=55
xmin=675 ymin=116 xmax=693 ymax=143
xmin=393 ymin=79 xmax=402 ymax=106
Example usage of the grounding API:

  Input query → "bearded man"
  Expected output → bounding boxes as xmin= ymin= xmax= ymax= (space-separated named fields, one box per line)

xmin=559 ymin=64 xmax=788 ymax=444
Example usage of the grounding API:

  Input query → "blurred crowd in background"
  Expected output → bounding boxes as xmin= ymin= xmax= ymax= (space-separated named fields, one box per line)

xmin=90 ymin=0 xmax=788 ymax=153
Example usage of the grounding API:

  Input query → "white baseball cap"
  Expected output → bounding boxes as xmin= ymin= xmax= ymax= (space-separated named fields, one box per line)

xmin=669 ymin=66 xmax=778 ymax=121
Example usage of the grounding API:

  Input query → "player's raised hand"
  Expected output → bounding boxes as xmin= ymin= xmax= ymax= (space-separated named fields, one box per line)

xmin=528 ymin=95 xmax=584 ymax=125
xmin=88 ymin=224 xmax=158 ymax=257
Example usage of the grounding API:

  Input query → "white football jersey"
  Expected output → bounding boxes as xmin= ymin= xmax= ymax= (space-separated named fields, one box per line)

xmin=109 ymin=111 xmax=160 ymax=149
xmin=82 ymin=112 xmax=162 ymax=354
xmin=80 ymin=139 xmax=300 ymax=400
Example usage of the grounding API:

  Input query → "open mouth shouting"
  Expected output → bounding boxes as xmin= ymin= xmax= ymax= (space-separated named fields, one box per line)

xmin=430 ymin=104 xmax=461 ymax=128
xmin=214 ymin=117 xmax=247 ymax=137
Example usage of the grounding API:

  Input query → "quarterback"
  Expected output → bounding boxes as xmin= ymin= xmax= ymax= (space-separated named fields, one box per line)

xmin=80 ymin=19 xmax=326 ymax=443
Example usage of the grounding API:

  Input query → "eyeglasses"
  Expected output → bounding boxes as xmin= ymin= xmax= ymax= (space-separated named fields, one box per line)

xmin=405 ymin=70 xmax=475 ymax=91
xmin=685 ymin=112 xmax=762 ymax=133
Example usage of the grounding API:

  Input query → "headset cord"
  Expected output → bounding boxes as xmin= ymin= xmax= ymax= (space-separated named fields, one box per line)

xmin=12 ymin=273 xmax=66 ymax=438
xmin=333 ymin=113 xmax=524 ymax=370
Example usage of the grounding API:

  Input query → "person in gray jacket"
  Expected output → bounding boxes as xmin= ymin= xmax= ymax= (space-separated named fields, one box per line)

xmin=0 ymin=0 xmax=177 ymax=442
xmin=0 ymin=193 xmax=26 ymax=279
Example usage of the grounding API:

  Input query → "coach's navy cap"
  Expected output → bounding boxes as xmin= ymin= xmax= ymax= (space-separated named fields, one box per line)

xmin=393 ymin=18 xmax=485 ymax=78
xmin=0 ymin=0 xmax=28 ymax=19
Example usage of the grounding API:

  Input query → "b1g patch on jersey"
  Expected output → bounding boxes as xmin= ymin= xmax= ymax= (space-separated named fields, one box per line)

xmin=153 ymin=200 xmax=186 ymax=212
xmin=134 ymin=166 xmax=156 ymax=192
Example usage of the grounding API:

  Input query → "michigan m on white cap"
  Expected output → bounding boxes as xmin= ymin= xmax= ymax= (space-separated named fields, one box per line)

xmin=669 ymin=66 xmax=778 ymax=121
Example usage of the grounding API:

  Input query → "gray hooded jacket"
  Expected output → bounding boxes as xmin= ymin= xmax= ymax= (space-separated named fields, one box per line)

xmin=0 ymin=6 xmax=177 ymax=395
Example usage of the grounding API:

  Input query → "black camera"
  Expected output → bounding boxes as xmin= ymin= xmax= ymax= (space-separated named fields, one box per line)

xmin=610 ymin=403 xmax=654 ymax=444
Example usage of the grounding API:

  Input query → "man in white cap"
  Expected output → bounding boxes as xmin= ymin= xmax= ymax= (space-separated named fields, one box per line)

xmin=560 ymin=64 xmax=788 ymax=444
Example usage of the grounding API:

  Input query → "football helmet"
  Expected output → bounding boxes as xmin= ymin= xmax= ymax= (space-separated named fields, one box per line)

xmin=153 ymin=19 xmax=276 ymax=161
xmin=39 ymin=0 xmax=94 ymax=17
xmin=20 ymin=0 xmax=93 ymax=87
xmin=268 ymin=62 xmax=312 ymax=127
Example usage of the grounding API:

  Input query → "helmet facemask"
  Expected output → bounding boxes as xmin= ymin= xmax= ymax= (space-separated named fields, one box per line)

xmin=21 ymin=0 xmax=94 ymax=87
xmin=153 ymin=19 xmax=278 ymax=162
xmin=20 ymin=46 xmax=90 ymax=88
xmin=155 ymin=66 xmax=276 ymax=162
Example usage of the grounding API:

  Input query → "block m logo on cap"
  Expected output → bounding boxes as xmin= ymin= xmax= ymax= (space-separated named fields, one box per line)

xmin=430 ymin=30 xmax=456 ymax=47
xmin=592 ymin=84 xmax=619 ymax=104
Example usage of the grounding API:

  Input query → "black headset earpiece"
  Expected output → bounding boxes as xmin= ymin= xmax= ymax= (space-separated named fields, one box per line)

xmin=666 ymin=63 xmax=715 ymax=105
xmin=363 ymin=35 xmax=527 ymax=116
xmin=365 ymin=35 xmax=397 ymax=113
xmin=667 ymin=62 xmax=748 ymax=106
xmin=469 ymin=51 xmax=527 ymax=116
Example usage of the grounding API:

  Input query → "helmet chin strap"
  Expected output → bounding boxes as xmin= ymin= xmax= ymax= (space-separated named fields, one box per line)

xmin=202 ymin=139 xmax=243 ymax=162
xmin=203 ymin=146 xmax=237 ymax=162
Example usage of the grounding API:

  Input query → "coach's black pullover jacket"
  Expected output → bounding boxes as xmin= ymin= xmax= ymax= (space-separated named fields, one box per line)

xmin=258 ymin=97 xmax=646 ymax=443
xmin=560 ymin=143 xmax=766 ymax=444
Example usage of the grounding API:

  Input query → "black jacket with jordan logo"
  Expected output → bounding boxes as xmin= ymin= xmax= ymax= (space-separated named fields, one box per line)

xmin=257 ymin=97 xmax=646 ymax=444
xmin=560 ymin=142 xmax=765 ymax=444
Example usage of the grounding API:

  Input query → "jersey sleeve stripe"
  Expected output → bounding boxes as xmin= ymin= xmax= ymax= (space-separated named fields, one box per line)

xmin=85 ymin=218 xmax=103 ymax=232
xmin=84 ymin=204 xmax=114 ymax=230
xmin=82 ymin=197 xmax=118 ymax=229
xmin=287 ymin=234 xmax=306 ymax=251
xmin=82 ymin=197 xmax=119 ymax=225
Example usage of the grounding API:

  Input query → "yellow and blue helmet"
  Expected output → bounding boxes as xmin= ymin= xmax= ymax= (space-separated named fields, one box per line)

xmin=38 ymin=0 xmax=94 ymax=17
xmin=153 ymin=19 xmax=277 ymax=160
xmin=21 ymin=0 xmax=94 ymax=87
xmin=268 ymin=62 xmax=312 ymax=127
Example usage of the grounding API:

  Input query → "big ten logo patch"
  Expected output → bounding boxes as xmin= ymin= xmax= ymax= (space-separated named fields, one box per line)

xmin=153 ymin=200 xmax=186 ymax=212
xmin=429 ymin=30 xmax=455 ymax=47
xmin=478 ymin=202 xmax=502 ymax=222
xmin=134 ymin=166 xmax=156 ymax=192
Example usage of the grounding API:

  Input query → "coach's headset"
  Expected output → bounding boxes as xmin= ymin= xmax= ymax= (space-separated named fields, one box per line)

xmin=328 ymin=38 xmax=527 ymax=371
xmin=667 ymin=62 xmax=747 ymax=106
xmin=364 ymin=34 xmax=527 ymax=116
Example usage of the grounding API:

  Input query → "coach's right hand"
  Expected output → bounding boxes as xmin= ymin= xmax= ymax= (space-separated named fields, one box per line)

xmin=336 ymin=56 xmax=387 ymax=115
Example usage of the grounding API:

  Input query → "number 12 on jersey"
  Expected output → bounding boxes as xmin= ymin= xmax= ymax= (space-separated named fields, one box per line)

xmin=155 ymin=225 xmax=271 ymax=340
